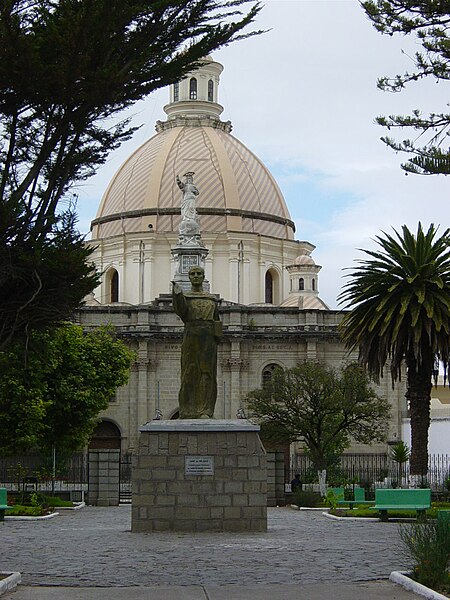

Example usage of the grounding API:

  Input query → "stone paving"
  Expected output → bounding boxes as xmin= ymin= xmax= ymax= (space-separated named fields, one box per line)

xmin=1 ymin=506 xmax=411 ymax=587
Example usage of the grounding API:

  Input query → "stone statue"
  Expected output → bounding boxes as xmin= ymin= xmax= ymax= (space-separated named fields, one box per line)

xmin=172 ymin=266 xmax=222 ymax=419
xmin=176 ymin=172 xmax=200 ymax=235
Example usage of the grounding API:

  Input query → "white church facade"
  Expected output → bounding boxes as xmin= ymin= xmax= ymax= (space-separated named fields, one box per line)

xmin=76 ymin=57 xmax=406 ymax=455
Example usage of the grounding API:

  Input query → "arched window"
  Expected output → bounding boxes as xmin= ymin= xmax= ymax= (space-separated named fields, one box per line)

xmin=299 ymin=277 xmax=305 ymax=291
xmin=265 ymin=270 xmax=273 ymax=303
xmin=208 ymin=79 xmax=214 ymax=101
xmin=110 ymin=270 xmax=119 ymax=303
xmin=173 ymin=82 xmax=179 ymax=102
xmin=312 ymin=278 xmax=316 ymax=291
xmin=190 ymin=77 xmax=197 ymax=100
xmin=262 ymin=363 xmax=282 ymax=386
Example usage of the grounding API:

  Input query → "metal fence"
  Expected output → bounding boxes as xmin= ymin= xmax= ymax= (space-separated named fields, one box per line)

xmin=290 ymin=453 xmax=450 ymax=491
xmin=0 ymin=452 xmax=88 ymax=499
xmin=0 ymin=453 xmax=87 ymax=485
xmin=120 ymin=452 xmax=132 ymax=502
xmin=0 ymin=451 xmax=133 ymax=502
xmin=2 ymin=451 xmax=448 ymax=498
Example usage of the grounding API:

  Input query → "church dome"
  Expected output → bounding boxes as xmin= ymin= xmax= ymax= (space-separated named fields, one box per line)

xmin=293 ymin=251 xmax=316 ymax=266
xmin=91 ymin=57 xmax=295 ymax=241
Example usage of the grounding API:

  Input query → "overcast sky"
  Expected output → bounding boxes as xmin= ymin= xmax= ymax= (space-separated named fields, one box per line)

xmin=75 ymin=0 xmax=450 ymax=309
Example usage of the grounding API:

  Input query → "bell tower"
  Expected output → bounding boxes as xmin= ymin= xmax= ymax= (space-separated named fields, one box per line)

xmin=163 ymin=56 xmax=226 ymax=122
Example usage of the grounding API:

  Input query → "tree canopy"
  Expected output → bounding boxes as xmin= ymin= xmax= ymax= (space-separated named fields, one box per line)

xmin=339 ymin=222 xmax=450 ymax=476
xmin=0 ymin=208 xmax=99 ymax=350
xmin=245 ymin=362 xmax=390 ymax=472
xmin=0 ymin=324 xmax=134 ymax=456
xmin=0 ymin=0 xmax=262 ymax=348
xmin=361 ymin=1 xmax=450 ymax=174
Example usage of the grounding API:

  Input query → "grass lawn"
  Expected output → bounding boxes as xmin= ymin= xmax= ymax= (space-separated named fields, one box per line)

xmin=6 ymin=494 xmax=73 ymax=516
xmin=41 ymin=495 xmax=73 ymax=507
xmin=6 ymin=505 xmax=53 ymax=517
xmin=330 ymin=501 xmax=450 ymax=519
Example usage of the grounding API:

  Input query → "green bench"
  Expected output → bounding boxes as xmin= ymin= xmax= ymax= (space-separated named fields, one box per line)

xmin=337 ymin=487 xmax=374 ymax=509
xmin=370 ymin=488 xmax=431 ymax=522
xmin=0 ymin=487 xmax=12 ymax=521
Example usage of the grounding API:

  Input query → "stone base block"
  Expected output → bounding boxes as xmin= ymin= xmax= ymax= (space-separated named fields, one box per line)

xmin=131 ymin=419 xmax=267 ymax=532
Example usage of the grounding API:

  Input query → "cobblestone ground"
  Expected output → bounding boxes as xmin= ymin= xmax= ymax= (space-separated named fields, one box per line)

xmin=1 ymin=507 xmax=410 ymax=587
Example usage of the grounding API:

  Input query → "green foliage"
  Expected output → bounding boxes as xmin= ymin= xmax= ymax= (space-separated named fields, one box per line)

xmin=301 ymin=467 xmax=320 ymax=484
xmin=339 ymin=223 xmax=450 ymax=476
xmin=391 ymin=441 xmax=411 ymax=487
xmin=40 ymin=495 xmax=72 ymax=507
xmin=29 ymin=492 xmax=40 ymax=508
xmin=335 ymin=503 xmax=450 ymax=519
xmin=245 ymin=361 xmax=390 ymax=471
xmin=0 ymin=0 xmax=262 ymax=348
xmin=391 ymin=441 xmax=411 ymax=464
xmin=0 ymin=208 xmax=100 ymax=350
xmin=291 ymin=489 xmax=323 ymax=508
xmin=399 ymin=519 xmax=450 ymax=592
xmin=7 ymin=505 xmax=48 ymax=517
xmin=0 ymin=323 xmax=134 ymax=455
xmin=325 ymin=489 xmax=344 ymax=510
xmin=0 ymin=0 xmax=261 ymax=207
xmin=361 ymin=1 xmax=450 ymax=175
xmin=339 ymin=223 xmax=450 ymax=381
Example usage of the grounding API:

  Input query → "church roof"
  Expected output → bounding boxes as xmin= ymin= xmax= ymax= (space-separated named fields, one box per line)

xmin=91 ymin=58 xmax=295 ymax=241
xmin=280 ymin=295 xmax=329 ymax=310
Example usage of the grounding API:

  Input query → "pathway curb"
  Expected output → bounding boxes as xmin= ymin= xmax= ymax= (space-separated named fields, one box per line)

xmin=5 ymin=512 xmax=59 ymax=521
xmin=0 ymin=572 xmax=21 ymax=596
xmin=390 ymin=571 xmax=449 ymax=600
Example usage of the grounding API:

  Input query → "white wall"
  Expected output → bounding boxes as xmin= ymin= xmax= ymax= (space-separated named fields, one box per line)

xmin=402 ymin=418 xmax=450 ymax=455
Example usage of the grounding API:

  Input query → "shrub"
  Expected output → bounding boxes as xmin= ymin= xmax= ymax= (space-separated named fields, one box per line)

xmin=399 ymin=519 xmax=450 ymax=593
xmin=324 ymin=489 xmax=343 ymax=510
xmin=292 ymin=490 xmax=323 ymax=507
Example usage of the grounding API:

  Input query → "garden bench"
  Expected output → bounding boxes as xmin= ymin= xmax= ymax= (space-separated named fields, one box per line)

xmin=336 ymin=487 xmax=374 ymax=509
xmin=370 ymin=488 xmax=431 ymax=522
xmin=0 ymin=487 xmax=12 ymax=521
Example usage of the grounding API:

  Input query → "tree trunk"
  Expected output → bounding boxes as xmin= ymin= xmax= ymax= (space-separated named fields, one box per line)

xmin=406 ymin=350 xmax=432 ymax=481
xmin=318 ymin=470 xmax=327 ymax=497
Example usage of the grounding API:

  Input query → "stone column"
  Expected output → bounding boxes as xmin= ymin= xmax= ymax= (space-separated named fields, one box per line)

xmin=137 ymin=340 xmax=148 ymax=427
xmin=266 ymin=451 xmax=286 ymax=507
xmin=88 ymin=449 xmax=120 ymax=506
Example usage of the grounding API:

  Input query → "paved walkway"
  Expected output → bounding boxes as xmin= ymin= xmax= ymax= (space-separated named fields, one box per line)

xmin=2 ymin=506 xmax=418 ymax=599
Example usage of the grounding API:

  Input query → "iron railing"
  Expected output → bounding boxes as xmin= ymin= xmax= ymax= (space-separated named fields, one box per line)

xmin=290 ymin=453 xmax=450 ymax=491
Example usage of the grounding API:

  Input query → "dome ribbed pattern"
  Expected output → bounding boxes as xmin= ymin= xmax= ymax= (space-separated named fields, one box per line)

xmin=92 ymin=124 xmax=295 ymax=240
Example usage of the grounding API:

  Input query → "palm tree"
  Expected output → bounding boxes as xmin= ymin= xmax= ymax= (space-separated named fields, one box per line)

xmin=338 ymin=223 xmax=450 ymax=483
xmin=390 ymin=441 xmax=411 ymax=488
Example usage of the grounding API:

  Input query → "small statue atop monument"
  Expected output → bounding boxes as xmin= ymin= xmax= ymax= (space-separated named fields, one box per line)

xmin=176 ymin=172 xmax=200 ymax=242
xmin=172 ymin=266 xmax=222 ymax=419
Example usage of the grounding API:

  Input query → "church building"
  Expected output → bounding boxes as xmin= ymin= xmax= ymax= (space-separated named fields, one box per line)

xmin=76 ymin=57 xmax=405 ymax=456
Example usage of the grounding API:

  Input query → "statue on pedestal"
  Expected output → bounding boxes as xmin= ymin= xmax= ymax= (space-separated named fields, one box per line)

xmin=172 ymin=266 xmax=222 ymax=419
xmin=176 ymin=172 xmax=200 ymax=242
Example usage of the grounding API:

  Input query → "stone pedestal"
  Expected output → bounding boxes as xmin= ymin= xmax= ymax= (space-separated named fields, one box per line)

xmin=131 ymin=419 xmax=267 ymax=532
